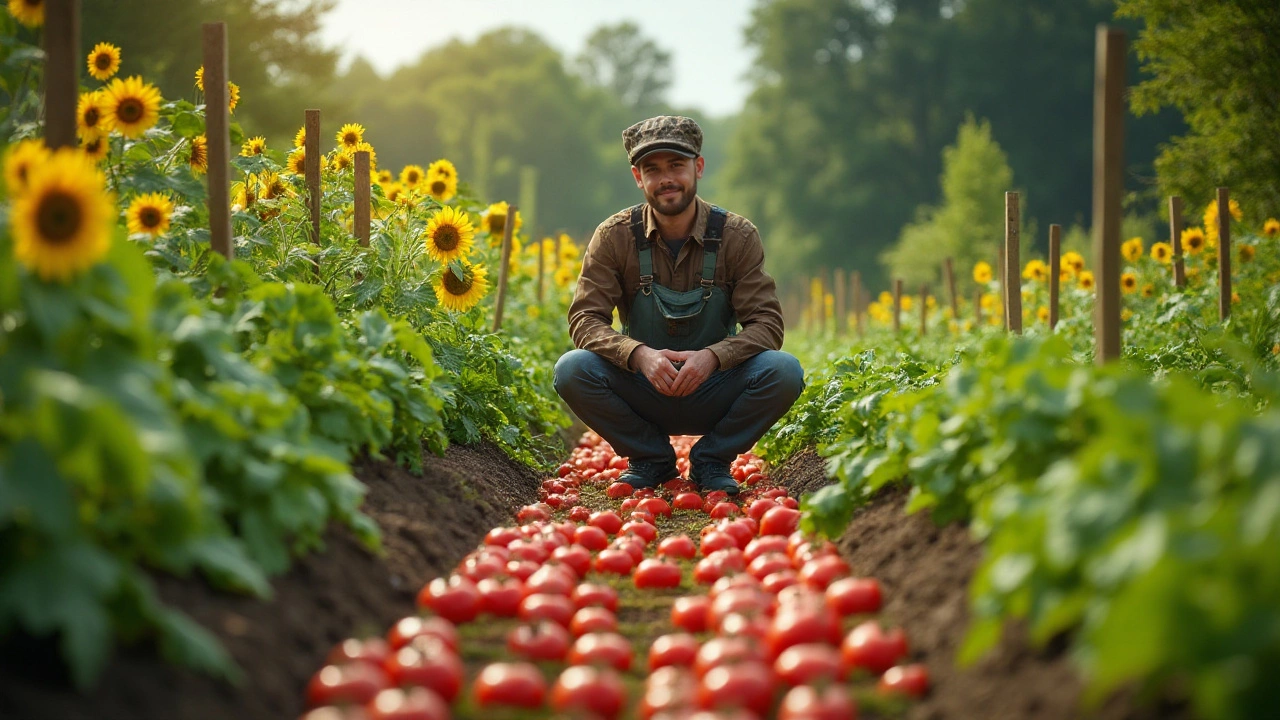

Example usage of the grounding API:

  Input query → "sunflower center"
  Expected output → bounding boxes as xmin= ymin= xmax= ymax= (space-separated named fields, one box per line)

xmin=431 ymin=180 xmax=446 ymax=195
xmin=94 ymin=53 xmax=112 ymax=70
xmin=443 ymin=270 xmax=473 ymax=296
xmin=488 ymin=215 xmax=505 ymax=234
xmin=407 ymin=171 xmax=420 ymax=183
xmin=118 ymin=98 xmax=143 ymax=123
xmin=37 ymin=190 xmax=83 ymax=244
xmin=23 ymin=0 xmax=38 ymax=6
xmin=140 ymin=207 xmax=162 ymax=229
xmin=343 ymin=133 xmax=358 ymax=146
xmin=434 ymin=226 xmax=459 ymax=251
xmin=83 ymin=107 xmax=100 ymax=126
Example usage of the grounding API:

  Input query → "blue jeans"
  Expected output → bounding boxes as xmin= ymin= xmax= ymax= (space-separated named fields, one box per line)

xmin=553 ymin=349 xmax=805 ymax=467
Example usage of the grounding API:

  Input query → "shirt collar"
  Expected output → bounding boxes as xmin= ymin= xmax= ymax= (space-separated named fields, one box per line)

xmin=642 ymin=195 xmax=709 ymax=245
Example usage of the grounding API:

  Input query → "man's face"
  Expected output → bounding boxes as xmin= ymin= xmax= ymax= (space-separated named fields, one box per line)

xmin=632 ymin=151 xmax=704 ymax=217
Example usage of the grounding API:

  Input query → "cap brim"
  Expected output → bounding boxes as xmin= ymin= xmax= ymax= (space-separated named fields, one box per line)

xmin=630 ymin=143 xmax=698 ymax=165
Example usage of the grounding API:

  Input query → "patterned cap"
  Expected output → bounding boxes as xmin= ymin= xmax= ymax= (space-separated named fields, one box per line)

xmin=622 ymin=115 xmax=703 ymax=166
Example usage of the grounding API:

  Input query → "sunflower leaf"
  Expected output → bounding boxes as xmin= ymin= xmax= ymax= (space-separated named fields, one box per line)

xmin=448 ymin=260 xmax=466 ymax=283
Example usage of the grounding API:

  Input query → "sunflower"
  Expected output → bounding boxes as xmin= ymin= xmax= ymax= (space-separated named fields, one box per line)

xmin=329 ymin=151 xmax=352 ymax=172
xmin=1141 ymin=283 xmax=1155 ymax=298
xmin=4 ymin=138 xmax=49 ymax=194
xmin=400 ymin=164 xmax=426 ymax=189
xmin=334 ymin=123 xmax=364 ymax=151
xmin=7 ymin=0 xmax=42 ymax=27
xmin=1181 ymin=227 xmax=1206 ymax=255
xmin=294 ymin=126 xmax=307 ymax=149
xmin=189 ymin=135 xmax=207 ymax=175
xmin=553 ymin=265 xmax=575 ymax=288
xmin=351 ymin=141 xmax=377 ymax=170
xmin=383 ymin=182 xmax=406 ymax=204
xmin=240 ymin=136 xmax=267 ymax=156
xmin=11 ymin=149 xmax=114 ymax=282
xmin=1203 ymin=197 xmax=1243 ymax=230
xmin=194 ymin=65 xmax=204 ymax=92
xmin=86 ymin=42 xmax=121 ymax=82
xmin=1186 ymin=267 xmax=1201 ymax=285
xmin=1022 ymin=259 xmax=1047 ymax=282
xmin=1264 ymin=218 xmax=1280 ymax=239
xmin=1121 ymin=237 xmax=1143 ymax=263
xmin=1036 ymin=306 xmax=1049 ymax=323
xmin=1078 ymin=270 xmax=1095 ymax=290
xmin=125 ymin=192 xmax=173 ymax=237
xmin=1150 ymin=242 xmax=1172 ymax=264
xmin=428 ymin=158 xmax=457 ymax=183
xmin=1062 ymin=251 xmax=1085 ymax=273
xmin=1239 ymin=244 xmax=1255 ymax=263
xmin=80 ymin=133 xmax=109 ymax=162
xmin=227 ymin=82 xmax=240 ymax=113
xmin=231 ymin=176 xmax=258 ymax=210
xmin=482 ymin=201 xmax=522 ymax=241
xmin=1121 ymin=308 xmax=1133 ymax=322
xmin=434 ymin=261 xmax=489 ymax=312
xmin=286 ymin=148 xmax=306 ymax=176
xmin=973 ymin=260 xmax=993 ymax=284
xmin=980 ymin=292 xmax=998 ymax=310
xmin=76 ymin=90 xmax=112 ymax=138
xmin=559 ymin=233 xmax=579 ymax=261
xmin=425 ymin=173 xmax=457 ymax=202
xmin=423 ymin=206 xmax=475 ymax=263
xmin=259 ymin=172 xmax=291 ymax=200
xmin=878 ymin=290 xmax=893 ymax=305
xmin=1120 ymin=272 xmax=1138 ymax=294
xmin=377 ymin=169 xmax=393 ymax=185
xmin=1232 ymin=292 xmax=1240 ymax=304
xmin=105 ymin=76 xmax=161 ymax=138
xmin=901 ymin=295 xmax=914 ymax=312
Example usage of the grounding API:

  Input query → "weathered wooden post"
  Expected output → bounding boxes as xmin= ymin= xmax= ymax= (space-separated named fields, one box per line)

xmin=201 ymin=23 xmax=233 ymax=259
xmin=44 ymin=0 xmax=79 ymax=148
xmin=1005 ymin=192 xmax=1022 ymax=334
xmin=833 ymin=268 xmax=847 ymax=337
xmin=852 ymin=271 xmax=863 ymax=337
xmin=1216 ymin=187 xmax=1232 ymax=320
xmin=1049 ymin=224 xmax=1061 ymax=330
xmin=492 ymin=203 xmax=518 ymax=333
xmin=892 ymin=279 xmax=903 ymax=333
xmin=1093 ymin=25 xmax=1125 ymax=364
xmin=536 ymin=237 xmax=545 ymax=304
xmin=353 ymin=150 xmax=371 ymax=247
xmin=919 ymin=284 xmax=928 ymax=336
xmin=944 ymin=257 xmax=959 ymax=331
xmin=1169 ymin=196 xmax=1186 ymax=288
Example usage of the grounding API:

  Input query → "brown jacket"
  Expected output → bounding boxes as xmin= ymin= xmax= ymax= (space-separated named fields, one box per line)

xmin=568 ymin=197 xmax=785 ymax=371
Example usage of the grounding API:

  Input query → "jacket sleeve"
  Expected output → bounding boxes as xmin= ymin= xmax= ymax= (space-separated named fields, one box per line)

xmin=567 ymin=223 xmax=643 ymax=370
xmin=705 ymin=222 xmax=785 ymax=369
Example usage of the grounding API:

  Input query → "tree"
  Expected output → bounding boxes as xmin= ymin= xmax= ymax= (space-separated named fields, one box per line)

xmin=575 ymin=22 xmax=673 ymax=111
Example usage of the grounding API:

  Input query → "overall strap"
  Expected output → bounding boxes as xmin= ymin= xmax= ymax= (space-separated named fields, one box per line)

xmin=629 ymin=204 xmax=654 ymax=294
xmin=699 ymin=206 xmax=729 ymax=296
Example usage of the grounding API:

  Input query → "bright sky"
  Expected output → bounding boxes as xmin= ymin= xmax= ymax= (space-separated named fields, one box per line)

xmin=319 ymin=0 xmax=755 ymax=117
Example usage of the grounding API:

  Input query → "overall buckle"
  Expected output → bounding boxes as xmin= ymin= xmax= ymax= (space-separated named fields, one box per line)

xmin=640 ymin=275 xmax=654 ymax=296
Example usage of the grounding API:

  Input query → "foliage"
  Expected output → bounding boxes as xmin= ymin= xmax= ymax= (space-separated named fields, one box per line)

xmin=575 ymin=21 xmax=673 ymax=112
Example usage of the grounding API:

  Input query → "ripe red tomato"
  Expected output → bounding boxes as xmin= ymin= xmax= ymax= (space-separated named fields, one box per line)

xmin=779 ymin=684 xmax=858 ymax=720
xmin=774 ymin=643 xmax=846 ymax=686
xmin=825 ymin=577 xmax=883 ymax=617
xmin=568 ymin=632 xmax=633 ymax=672
xmin=571 ymin=582 xmax=619 ymax=611
xmin=748 ymin=552 xmax=793 ymax=580
xmin=878 ymin=663 xmax=930 ymax=697
xmin=799 ymin=555 xmax=851 ymax=590
xmin=505 ymin=559 xmax=539 ymax=581
xmin=472 ymin=662 xmax=547 ymax=709
xmin=557 ymin=463 xmax=573 ymax=477
xmin=507 ymin=539 xmax=550 ymax=564
xmin=640 ymin=667 xmax=697 ymax=719
xmin=609 ymin=455 xmax=629 ymax=470
xmin=648 ymin=633 xmax=700 ymax=671
xmin=708 ymin=587 xmax=772 ymax=628
xmin=718 ymin=611 xmax=771 ymax=642
xmin=763 ymin=570 xmax=800 ymax=594
xmin=485 ymin=527 xmax=521 ymax=547
xmin=693 ymin=637 xmax=764 ymax=677
xmin=573 ymin=525 xmax=609 ymax=551
xmin=613 ymin=535 xmax=646 ymax=563
xmin=327 ymin=637 xmax=389 ymax=668
xmin=700 ymin=531 xmax=738 ymax=556
xmin=670 ymin=595 xmax=711 ymax=633
xmin=630 ymin=510 xmax=657 ymax=524
xmin=386 ymin=616 xmax=458 ymax=652
xmin=518 ymin=593 xmax=576 ymax=627
xmin=633 ymin=558 xmax=683 ymax=589
xmin=365 ymin=687 xmax=449 ymax=720
xmin=654 ymin=535 xmax=694 ymax=560
xmin=568 ymin=506 xmax=591 ymax=522
xmin=744 ymin=535 xmax=789 ymax=563
xmin=551 ymin=544 xmax=592 ymax=577
xmin=517 ymin=504 xmax=551 ymax=523
xmin=550 ymin=665 xmax=627 ymax=719
xmin=305 ymin=663 xmax=389 ymax=708
xmin=620 ymin=520 xmax=658 ymax=544
xmin=705 ymin=490 xmax=730 ymax=505
xmin=593 ymin=548 xmax=635 ymax=575
xmin=709 ymin=502 xmax=740 ymax=519
xmin=524 ymin=565 xmax=575 ymax=596
xmin=383 ymin=640 xmax=463 ymax=702
xmin=744 ymin=472 xmax=766 ymax=487
xmin=570 ymin=606 xmax=619 ymax=636
xmin=606 ymin=482 xmax=634 ymax=499
xmin=842 ymin=622 xmax=908 ymax=675
xmin=719 ymin=519 xmax=755 ymax=548
xmin=696 ymin=661 xmax=776 ymax=715
xmin=416 ymin=575 xmax=481 ymax=624
xmin=506 ymin=621 xmax=571 ymax=662
xmin=779 ymin=497 xmax=799 ymax=509
xmin=709 ymin=574 xmax=762 ymax=598
xmin=638 ymin=497 xmax=672 ymax=517
xmin=589 ymin=511 xmax=623 ymax=535
xmin=747 ymin=498 xmax=779 ymax=522
xmin=767 ymin=605 xmax=843 ymax=659
xmin=760 ymin=506 xmax=801 ymax=536
xmin=672 ymin=492 xmax=703 ymax=511
xmin=476 ymin=577 xmax=524 ymax=617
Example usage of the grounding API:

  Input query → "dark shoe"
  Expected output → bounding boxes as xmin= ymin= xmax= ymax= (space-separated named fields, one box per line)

xmin=619 ymin=459 xmax=679 ymax=490
xmin=690 ymin=462 xmax=740 ymax=495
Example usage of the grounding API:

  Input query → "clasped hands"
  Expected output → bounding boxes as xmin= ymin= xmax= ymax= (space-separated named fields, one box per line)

xmin=631 ymin=346 xmax=719 ymax=397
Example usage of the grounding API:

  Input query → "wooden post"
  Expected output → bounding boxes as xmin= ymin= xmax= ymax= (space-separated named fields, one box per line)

xmin=304 ymin=109 xmax=322 ymax=249
xmin=919 ymin=284 xmax=928 ymax=336
xmin=536 ymin=237 xmax=545 ymax=303
xmin=492 ymin=203 xmax=517 ymax=333
xmin=1169 ymin=196 xmax=1186 ymax=288
xmin=353 ymin=150 xmax=371 ymax=247
xmin=852 ymin=272 xmax=863 ymax=337
xmin=1004 ymin=192 xmax=1022 ymax=334
xmin=892 ymin=279 xmax=903 ymax=333
xmin=833 ymin=268 xmax=847 ymax=337
xmin=1049 ymin=224 xmax=1062 ymax=330
xmin=202 ymin=23 xmax=232 ymax=259
xmin=43 ymin=0 xmax=79 ymax=148
xmin=1092 ymin=26 xmax=1125 ymax=364
xmin=943 ymin=258 xmax=959 ymax=329
xmin=1217 ymin=187 xmax=1232 ymax=320
xmin=974 ymin=287 xmax=984 ymax=327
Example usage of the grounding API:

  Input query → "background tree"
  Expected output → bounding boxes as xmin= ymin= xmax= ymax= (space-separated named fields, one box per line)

xmin=574 ymin=21 xmax=673 ymax=112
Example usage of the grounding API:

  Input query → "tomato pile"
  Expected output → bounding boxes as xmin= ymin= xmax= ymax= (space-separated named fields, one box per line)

xmin=301 ymin=433 xmax=928 ymax=719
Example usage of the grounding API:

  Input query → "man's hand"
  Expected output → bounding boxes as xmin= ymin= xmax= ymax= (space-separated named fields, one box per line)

xmin=667 ymin=349 xmax=719 ymax=397
xmin=631 ymin=345 xmax=680 ymax=395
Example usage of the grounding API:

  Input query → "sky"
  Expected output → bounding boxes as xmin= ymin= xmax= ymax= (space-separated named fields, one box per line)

xmin=318 ymin=0 xmax=756 ymax=117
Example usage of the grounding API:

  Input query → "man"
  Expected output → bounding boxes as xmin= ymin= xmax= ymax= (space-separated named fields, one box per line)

xmin=554 ymin=115 xmax=803 ymax=495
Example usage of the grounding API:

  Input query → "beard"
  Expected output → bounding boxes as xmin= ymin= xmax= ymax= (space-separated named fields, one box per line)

xmin=647 ymin=177 xmax=698 ymax=217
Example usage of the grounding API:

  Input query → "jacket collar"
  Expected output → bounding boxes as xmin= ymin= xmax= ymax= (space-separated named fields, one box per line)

xmin=642 ymin=195 xmax=709 ymax=245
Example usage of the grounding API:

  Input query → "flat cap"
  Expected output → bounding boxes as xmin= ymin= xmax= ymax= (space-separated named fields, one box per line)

xmin=622 ymin=115 xmax=703 ymax=166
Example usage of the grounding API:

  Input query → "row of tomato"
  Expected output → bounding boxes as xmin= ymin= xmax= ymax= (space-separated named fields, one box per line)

xmin=299 ymin=433 xmax=927 ymax=719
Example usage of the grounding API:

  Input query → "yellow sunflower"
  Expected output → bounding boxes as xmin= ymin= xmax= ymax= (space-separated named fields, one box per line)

xmin=294 ymin=126 xmax=307 ymax=149
xmin=1181 ymin=227 xmax=1206 ymax=255
xmin=1141 ymin=283 xmax=1155 ymax=298
xmin=259 ymin=172 xmax=291 ymax=200
xmin=428 ymin=158 xmax=457 ymax=183
xmin=423 ymin=206 xmax=475 ymax=264
xmin=1186 ymin=267 xmax=1201 ymax=285
xmin=980 ymin=292 xmax=999 ymax=311
xmin=335 ymin=123 xmax=364 ymax=151
xmin=1239 ymin=244 xmax=1255 ymax=263
xmin=559 ymin=233 xmax=579 ymax=262
xmin=351 ymin=141 xmax=377 ymax=170
xmin=1022 ymin=259 xmax=1047 ymax=282
xmin=1122 ymin=308 xmax=1133 ymax=322
xmin=7 ymin=0 xmax=42 ymax=28
xmin=383 ymin=182 xmax=406 ymax=204
xmin=231 ymin=175 xmax=258 ymax=210
xmin=240 ymin=136 xmax=266 ymax=156
xmin=194 ymin=65 xmax=204 ymax=92
xmin=80 ymin=133 xmax=109 ymax=162
xmin=376 ymin=169 xmax=393 ymax=185
xmin=879 ymin=290 xmax=893 ymax=305
xmin=973 ymin=260 xmax=993 ymax=284
xmin=425 ymin=173 xmax=457 ymax=202
xmin=1036 ymin=306 xmax=1049 ymax=323
xmin=1121 ymin=237 xmax=1143 ymax=263
xmin=329 ymin=151 xmax=352 ymax=172
xmin=189 ymin=135 xmax=207 ymax=175
xmin=76 ymin=90 xmax=112 ymax=138
xmin=901 ymin=295 xmax=914 ymax=312
xmin=1264 ymin=218 xmax=1280 ymax=239
xmin=434 ymin=261 xmax=489 ymax=312
xmin=125 ymin=192 xmax=174 ymax=237
xmin=482 ymin=201 xmax=522 ymax=241
xmin=553 ymin=265 xmax=576 ymax=288
xmin=105 ymin=76 xmax=161 ymax=139
xmin=1078 ymin=270 xmax=1095 ymax=290
xmin=11 ymin=149 xmax=114 ymax=282
xmin=4 ymin=138 xmax=49 ymax=194
xmin=1150 ymin=242 xmax=1172 ymax=264
xmin=1120 ymin=272 xmax=1138 ymax=294
xmin=400 ymin=164 xmax=426 ymax=189
xmin=1062 ymin=251 xmax=1085 ymax=273
xmin=86 ymin=42 xmax=121 ymax=82
xmin=1203 ymin=197 xmax=1243 ymax=230
xmin=286 ymin=148 xmax=306 ymax=176
xmin=227 ymin=81 xmax=240 ymax=113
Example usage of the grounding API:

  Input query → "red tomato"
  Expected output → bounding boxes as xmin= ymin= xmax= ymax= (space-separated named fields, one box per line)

xmin=718 ymin=611 xmax=771 ymax=642
xmin=767 ymin=605 xmax=843 ymax=659
xmin=457 ymin=553 xmax=505 ymax=582
xmin=620 ymin=498 xmax=639 ymax=512
xmin=574 ymin=525 xmax=609 ymax=551
xmin=550 ymin=665 xmax=627 ymax=720
xmin=518 ymin=593 xmax=576 ymax=627
xmin=705 ymin=490 xmax=730 ymax=505
xmin=648 ymin=633 xmax=700 ymax=671
xmin=477 ymin=577 xmax=524 ymax=617
xmin=557 ymin=463 xmax=574 ymax=477
xmin=708 ymin=587 xmax=772 ymax=628
xmin=472 ymin=662 xmax=547 ymax=709
xmin=744 ymin=472 xmax=766 ymax=487
xmin=633 ymin=558 xmax=683 ymax=589
xmin=779 ymin=684 xmax=858 ymax=720
xmin=505 ymin=559 xmax=539 ymax=581
xmin=640 ymin=667 xmax=697 ymax=719
xmin=593 ymin=548 xmax=635 ymax=575
xmin=614 ymin=535 xmax=646 ymax=563
xmin=763 ymin=570 xmax=800 ymax=594
xmin=571 ymin=582 xmax=619 ymax=611
xmin=693 ymin=637 xmax=764 ymax=677
xmin=697 ymin=661 xmax=776 ymax=715
xmin=551 ymin=544 xmax=592 ymax=577
xmin=657 ymin=534 xmax=697 ymax=560
xmin=383 ymin=640 xmax=463 ymax=702
xmin=386 ymin=616 xmax=458 ymax=652
xmin=709 ymin=574 xmax=763 ymax=599
xmin=517 ymin=504 xmax=551 ymax=523
xmin=327 ymin=637 xmax=389 ymax=668
xmin=609 ymin=455 xmax=629 ymax=470
xmin=709 ymin=502 xmax=740 ymax=519
xmin=760 ymin=506 xmax=801 ymax=536
xmin=841 ymin=622 xmax=908 ymax=675
xmin=305 ymin=663 xmax=389 ymax=708
xmin=670 ymin=595 xmax=711 ymax=633
xmin=570 ymin=606 xmax=619 ymax=636
xmin=365 ymin=687 xmax=449 ymax=720
xmin=779 ymin=497 xmax=799 ymax=509
xmin=700 ymin=531 xmax=738 ymax=556
xmin=589 ymin=511 xmax=623 ymax=535
xmin=762 ymin=488 xmax=789 ymax=500
xmin=506 ymin=621 xmax=571 ymax=662
xmin=638 ymin=497 xmax=672 ymax=517
xmin=719 ymin=519 xmax=755 ymax=548
xmin=774 ymin=643 xmax=846 ymax=686
xmin=568 ymin=506 xmax=591 ymax=522
xmin=744 ymin=535 xmax=789 ymax=564
xmin=748 ymin=551 xmax=793 ymax=580
xmin=524 ymin=565 xmax=575 ymax=596
xmin=878 ymin=663 xmax=930 ymax=697
xmin=747 ymin=498 xmax=779 ymax=522
xmin=620 ymin=520 xmax=658 ymax=544
xmin=732 ymin=465 xmax=748 ymax=482
xmin=606 ymin=482 xmax=634 ymax=499
xmin=799 ymin=555 xmax=851 ymax=590
xmin=568 ymin=632 xmax=633 ymax=672
xmin=485 ymin=527 xmax=521 ymax=547
xmin=825 ymin=577 xmax=883 ymax=617
xmin=672 ymin=492 xmax=703 ymax=511
xmin=416 ymin=575 xmax=480 ymax=624
xmin=507 ymin=539 xmax=550 ymax=565
xmin=630 ymin=510 xmax=657 ymax=524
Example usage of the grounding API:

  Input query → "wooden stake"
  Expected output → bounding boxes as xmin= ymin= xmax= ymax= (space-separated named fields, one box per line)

xmin=1169 ymin=196 xmax=1186 ymax=288
xmin=1049 ymin=224 xmax=1062 ymax=330
xmin=852 ymin=271 xmax=863 ymax=337
xmin=893 ymin=279 xmax=903 ymax=333
xmin=43 ymin=0 xmax=79 ymax=148
xmin=1092 ymin=26 xmax=1126 ymax=364
xmin=833 ymin=268 xmax=847 ymax=337
xmin=202 ymin=23 xmax=232 ymax=259
xmin=492 ymin=203 xmax=517 ymax=333
xmin=353 ymin=150 xmax=371 ymax=247
xmin=944 ymin=257 xmax=959 ymax=330
xmin=1005 ymin=192 xmax=1022 ymax=334
xmin=1217 ymin=187 xmax=1232 ymax=320
xmin=919 ymin=284 xmax=928 ymax=336
xmin=536 ymin=237 xmax=545 ymax=304
xmin=305 ymin=109 xmax=322 ymax=277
